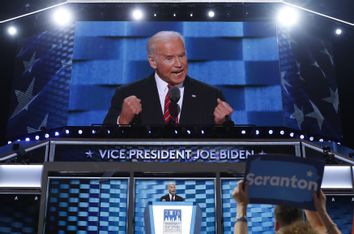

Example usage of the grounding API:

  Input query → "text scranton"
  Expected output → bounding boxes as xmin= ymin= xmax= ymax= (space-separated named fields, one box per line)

xmin=246 ymin=173 xmax=318 ymax=191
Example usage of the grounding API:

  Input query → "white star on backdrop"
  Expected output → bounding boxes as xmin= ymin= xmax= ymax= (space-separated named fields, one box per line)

xmin=281 ymin=71 xmax=292 ymax=95
xmin=27 ymin=114 xmax=48 ymax=133
xmin=323 ymin=88 xmax=339 ymax=113
xmin=306 ymin=101 xmax=325 ymax=130
xmin=312 ymin=61 xmax=326 ymax=78
xmin=10 ymin=79 xmax=39 ymax=119
xmin=23 ymin=52 xmax=39 ymax=73
xmin=293 ymin=104 xmax=304 ymax=129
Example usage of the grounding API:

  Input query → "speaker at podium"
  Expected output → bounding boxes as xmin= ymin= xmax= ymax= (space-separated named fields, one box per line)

xmin=144 ymin=201 xmax=202 ymax=234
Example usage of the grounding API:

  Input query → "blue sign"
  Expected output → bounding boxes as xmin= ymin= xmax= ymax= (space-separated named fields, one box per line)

xmin=164 ymin=209 xmax=182 ymax=222
xmin=244 ymin=154 xmax=325 ymax=210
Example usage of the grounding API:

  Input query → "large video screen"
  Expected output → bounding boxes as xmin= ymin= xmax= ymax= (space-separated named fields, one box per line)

xmin=5 ymin=4 xmax=342 ymax=140
xmin=7 ymin=20 xmax=283 ymax=137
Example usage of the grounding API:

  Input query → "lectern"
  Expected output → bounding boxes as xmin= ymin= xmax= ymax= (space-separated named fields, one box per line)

xmin=144 ymin=201 xmax=202 ymax=234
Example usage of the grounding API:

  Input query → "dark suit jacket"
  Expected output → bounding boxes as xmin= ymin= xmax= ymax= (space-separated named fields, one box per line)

xmin=160 ymin=193 xmax=185 ymax=202
xmin=103 ymin=74 xmax=225 ymax=125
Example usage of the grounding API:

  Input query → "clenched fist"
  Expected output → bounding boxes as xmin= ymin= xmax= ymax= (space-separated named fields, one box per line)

xmin=118 ymin=95 xmax=142 ymax=124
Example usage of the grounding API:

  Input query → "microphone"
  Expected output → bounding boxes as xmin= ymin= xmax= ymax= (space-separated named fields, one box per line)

xmin=169 ymin=86 xmax=180 ymax=103
xmin=169 ymin=87 xmax=181 ymax=122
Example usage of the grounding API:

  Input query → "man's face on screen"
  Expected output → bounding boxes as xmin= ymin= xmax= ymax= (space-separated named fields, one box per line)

xmin=149 ymin=37 xmax=188 ymax=86
xmin=168 ymin=184 xmax=176 ymax=195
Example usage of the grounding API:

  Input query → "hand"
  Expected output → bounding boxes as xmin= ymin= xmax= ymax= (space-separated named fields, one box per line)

xmin=232 ymin=180 xmax=249 ymax=207
xmin=214 ymin=98 xmax=233 ymax=125
xmin=313 ymin=190 xmax=327 ymax=214
xmin=118 ymin=95 xmax=142 ymax=124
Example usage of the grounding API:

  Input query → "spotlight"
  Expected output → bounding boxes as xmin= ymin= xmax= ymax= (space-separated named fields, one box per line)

xmin=7 ymin=26 xmax=18 ymax=36
xmin=208 ymin=10 xmax=215 ymax=18
xmin=241 ymin=130 xmax=246 ymax=135
xmin=187 ymin=130 xmax=191 ymax=135
xmin=65 ymin=129 xmax=70 ymax=134
xmin=7 ymin=141 xmax=12 ymax=145
xmin=78 ymin=130 xmax=83 ymax=135
xmin=54 ymin=131 xmax=59 ymax=136
xmin=255 ymin=130 xmax=260 ymax=135
xmin=190 ymin=13 xmax=193 ymax=17
xmin=153 ymin=13 xmax=157 ymax=17
xmin=173 ymin=13 xmax=176 ymax=17
xmin=309 ymin=136 xmax=314 ymax=141
xmin=25 ymin=138 xmax=30 ymax=142
xmin=174 ymin=130 xmax=178 ymax=135
xmin=52 ymin=7 xmax=73 ymax=27
xmin=280 ymin=130 xmax=285 ymax=135
xmin=35 ymin=135 xmax=40 ymax=140
xmin=300 ymin=134 xmax=305 ymax=139
xmin=201 ymin=130 xmax=205 ymax=135
xmin=289 ymin=132 xmax=294 ymax=138
xmin=319 ymin=138 xmax=324 ymax=142
xmin=45 ymin=134 xmax=49 ymax=139
xmin=268 ymin=130 xmax=273 ymax=135
xmin=277 ymin=7 xmax=299 ymax=27
xmin=132 ymin=8 xmax=144 ymax=21
xmin=92 ymin=129 xmax=96 ymax=134
xmin=335 ymin=28 xmax=342 ymax=36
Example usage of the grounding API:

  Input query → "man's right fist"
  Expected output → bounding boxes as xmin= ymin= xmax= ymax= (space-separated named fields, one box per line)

xmin=118 ymin=95 xmax=142 ymax=124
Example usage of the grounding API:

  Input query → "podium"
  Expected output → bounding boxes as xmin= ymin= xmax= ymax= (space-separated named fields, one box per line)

xmin=144 ymin=202 xmax=202 ymax=234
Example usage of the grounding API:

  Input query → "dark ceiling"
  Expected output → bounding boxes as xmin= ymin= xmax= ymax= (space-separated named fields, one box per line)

xmin=1 ymin=1 xmax=354 ymax=24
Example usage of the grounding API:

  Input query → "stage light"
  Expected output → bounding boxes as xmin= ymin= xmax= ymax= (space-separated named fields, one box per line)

xmin=174 ymin=130 xmax=178 ymax=135
xmin=91 ymin=129 xmax=96 ymax=134
xmin=268 ymin=130 xmax=273 ymax=135
xmin=132 ymin=8 xmax=144 ymax=21
xmin=187 ymin=130 xmax=191 ymax=135
xmin=153 ymin=13 xmax=157 ymax=17
xmin=78 ymin=130 xmax=83 ymax=135
xmin=35 ymin=135 xmax=40 ymax=140
xmin=289 ymin=132 xmax=294 ymax=138
xmin=277 ymin=7 xmax=299 ymax=27
xmin=208 ymin=10 xmax=215 ymax=18
xmin=44 ymin=134 xmax=49 ymax=139
xmin=54 ymin=131 xmax=59 ymax=136
xmin=173 ymin=13 xmax=176 ymax=17
xmin=319 ymin=138 xmax=324 ymax=142
xmin=241 ymin=130 xmax=246 ymax=135
xmin=335 ymin=28 xmax=342 ymax=36
xmin=309 ymin=136 xmax=314 ymax=141
xmin=65 ymin=129 xmax=70 ymax=134
xmin=7 ymin=26 xmax=18 ymax=37
xmin=52 ymin=7 xmax=73 ymax=27
xmin=7 ymin=141 xmax=12 ymax=145
xmin=255 ymin=130 xmax=260 ymax=135
xmin=190 ymin=13 xmax=193 ymax=17
xmin=201 ymin=130 xmax=205 ymax=135
xmin=280 ymin=130 xmax=285 ymax=135
xmin=25 ymin=138 xmax=30 ymax=142
xmin=300 ymin=134 xmax=305 ymax=139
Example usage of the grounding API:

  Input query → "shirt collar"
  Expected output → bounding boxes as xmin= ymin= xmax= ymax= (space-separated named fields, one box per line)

xmin=154 ymin=73 xmax=184 ymax=94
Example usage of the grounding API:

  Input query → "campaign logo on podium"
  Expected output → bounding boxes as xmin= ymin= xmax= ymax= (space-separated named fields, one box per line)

xmin=163 ymin=209 xmax=182 ymax=234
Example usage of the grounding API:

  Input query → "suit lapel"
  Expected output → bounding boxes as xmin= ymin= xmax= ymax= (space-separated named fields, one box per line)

xmin=180 ymin=77 xmax=198 ymax=124
xmin=142 ymin=76 xmax=165 ymax=124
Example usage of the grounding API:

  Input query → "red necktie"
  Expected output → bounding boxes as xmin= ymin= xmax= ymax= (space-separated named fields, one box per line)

xmin=163 ymin=85 xmax=178 ymax=124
